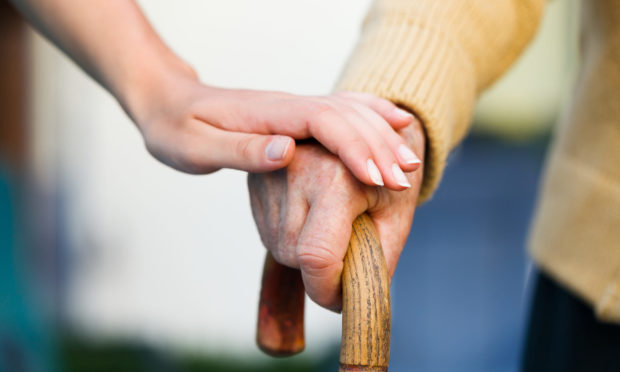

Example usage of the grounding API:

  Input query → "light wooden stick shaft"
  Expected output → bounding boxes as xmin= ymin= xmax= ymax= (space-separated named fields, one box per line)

xmin=340 ymin=213 xmax=391 ymax=371
xmin=256 ymin=213 xmax=391 ymax=371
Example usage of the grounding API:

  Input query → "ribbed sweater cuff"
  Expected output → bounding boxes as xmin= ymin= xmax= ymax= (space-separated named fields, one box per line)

xmin=336 ymin=14 xmax=478 ymax=202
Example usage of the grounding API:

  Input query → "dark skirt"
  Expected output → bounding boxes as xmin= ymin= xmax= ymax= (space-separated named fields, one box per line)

xmin=522 ymin=272 xmax=620 ymax=372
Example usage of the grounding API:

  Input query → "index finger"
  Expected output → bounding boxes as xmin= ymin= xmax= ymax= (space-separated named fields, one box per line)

xmin=335 ymin=91 xmax=415 ymax=129
xmin=295 ymin=195 xmax=366 ymax=312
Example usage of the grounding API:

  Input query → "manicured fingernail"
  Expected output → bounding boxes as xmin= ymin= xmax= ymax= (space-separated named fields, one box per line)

xmin=398 ymin=144 xmax=421 ymax=165
xmin=367 ymin=159 xmax=384 ymax=186
xmin=392 ymin=163 xmax=411 ymax=188
xmin=394 ymin=107 xmax=414 ymax=121
xmin=265 ymin=136 xmax=292 ymax=161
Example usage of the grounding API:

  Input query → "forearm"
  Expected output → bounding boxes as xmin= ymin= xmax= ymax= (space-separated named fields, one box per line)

xmin=10 ymin=0 xmax=195 ymax=117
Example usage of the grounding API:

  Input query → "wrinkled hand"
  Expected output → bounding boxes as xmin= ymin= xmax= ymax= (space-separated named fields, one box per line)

xmin=248 ymin=119 xmax=425 ymax=311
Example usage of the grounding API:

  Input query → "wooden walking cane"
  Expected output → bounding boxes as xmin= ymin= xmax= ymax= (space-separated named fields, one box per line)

xmin=256 ymin=213 xmax=391 ymax=371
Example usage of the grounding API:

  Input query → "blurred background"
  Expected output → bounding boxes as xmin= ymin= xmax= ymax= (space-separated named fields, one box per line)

xmin=0 ymin=0 xmax=579 ymax=371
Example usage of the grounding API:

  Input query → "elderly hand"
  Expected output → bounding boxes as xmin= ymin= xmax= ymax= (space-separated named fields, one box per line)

xmin=248 ymin=117 xmax=425 ymax=311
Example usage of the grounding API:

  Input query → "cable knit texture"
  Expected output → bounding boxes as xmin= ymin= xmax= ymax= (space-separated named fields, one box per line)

xmin=338 ymin=0 xmax=620 ymax=323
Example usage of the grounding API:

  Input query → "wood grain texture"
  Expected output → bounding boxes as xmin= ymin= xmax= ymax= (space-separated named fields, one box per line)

xmin=339 ymin=214 xmax=391 ymax=372
xmin=256 ymin=252 xmax=305 ymax=356
xmin=256 ymin=213 xmax=391 ymax=371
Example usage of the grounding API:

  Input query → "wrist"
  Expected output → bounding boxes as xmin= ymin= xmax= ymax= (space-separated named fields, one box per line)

xmin=113 ymin=44 xmax=199 ymax=127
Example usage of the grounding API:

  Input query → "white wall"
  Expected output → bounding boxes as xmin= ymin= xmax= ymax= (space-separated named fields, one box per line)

xmin=29 ymin=0 xmax=371 ymax=356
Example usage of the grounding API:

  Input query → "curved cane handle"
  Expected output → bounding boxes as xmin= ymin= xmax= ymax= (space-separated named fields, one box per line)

xmin=256 ymin=213 xmax=391 ymax=371
xmin=256 ymin=252 xmax=305 ymax=356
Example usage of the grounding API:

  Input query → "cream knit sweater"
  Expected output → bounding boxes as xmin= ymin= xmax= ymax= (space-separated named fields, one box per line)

xmin=338 ymin=0 xmax=620 ymax=323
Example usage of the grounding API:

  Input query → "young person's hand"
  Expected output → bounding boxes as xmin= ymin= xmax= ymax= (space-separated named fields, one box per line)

xmin=11 ymin=0 xmax=421 ymax=187
xmin=126 ymin=66 xmax=420 ymax=189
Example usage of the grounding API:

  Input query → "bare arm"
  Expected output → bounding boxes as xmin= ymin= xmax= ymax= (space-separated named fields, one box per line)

xmin=11 ymin=0 xmax=420 ymax=183
xmin=10 ymin=0 xmax=187 ymax=114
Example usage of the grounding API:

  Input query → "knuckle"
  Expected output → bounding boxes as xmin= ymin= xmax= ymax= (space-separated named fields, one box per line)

xmin=308 ymin=101 xmax=335 ymax=121
xmin=271 ymin=248 xmax=298 ymax=269
xmin=234 ymin=136 xmax=254 ymax=161
xmin=256 ymin=222 xmax=278 ymax=252
xmin=274 ymin=223 xmax=302 ymax=268
xmin=280 ymin=227 xmax=299 ymax=250
xmin=273 ymin=240 xmax=299 ymax=269
xmin=340 ymin=137 xmax=368 ymax=158
xmin=364 ymin=184 xmax=383 ymax=211
xmin=330 ymin=164 xmax=355 ymax=189
xmin=345 ymin=136 xmax=365 ymax=148
xmin=297 ymin=238 xmax=341 ymax=275
xmin=316 ymin=160 xmax=359 ymax=195
xmin=306 ymin=104 xmax=339 ymax=137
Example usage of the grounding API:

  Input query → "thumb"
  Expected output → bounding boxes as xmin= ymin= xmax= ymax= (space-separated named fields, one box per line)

xmin=195 ymin=123 xmax=296 ymax=173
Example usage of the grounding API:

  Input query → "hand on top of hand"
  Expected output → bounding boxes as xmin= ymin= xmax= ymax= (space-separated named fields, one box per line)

xmin=125 ymin=66 xmax=420 ymax=189
xmin=248 ymin=120 xmax=425 ymax=311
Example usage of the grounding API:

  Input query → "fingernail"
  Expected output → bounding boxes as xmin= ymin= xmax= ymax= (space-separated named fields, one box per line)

xmin=392 ymin=163 xmax=411 ymax=188
xmin=265 ymin=136 xmax=292 ymax=161
xmin=398 ymin=144 xmax=421 ymax=165
xmin=394 ymin=107 xmax=414 ymax=121
xmin=367 ymin=159 xmax=384 ymax=186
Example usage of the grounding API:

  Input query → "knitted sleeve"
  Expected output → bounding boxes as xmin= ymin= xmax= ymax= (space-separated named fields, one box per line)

xmin=336 ymin=0 xmax=546 ymax=202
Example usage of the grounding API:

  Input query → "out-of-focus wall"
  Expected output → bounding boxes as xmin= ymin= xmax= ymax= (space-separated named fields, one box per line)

xmin=27 ymin=0 xmax=577 ymax=360
xmin=474 ymin=0 xmax=579 ymax=139
xmin=29 ymin=0 xmax=372 ymax=356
